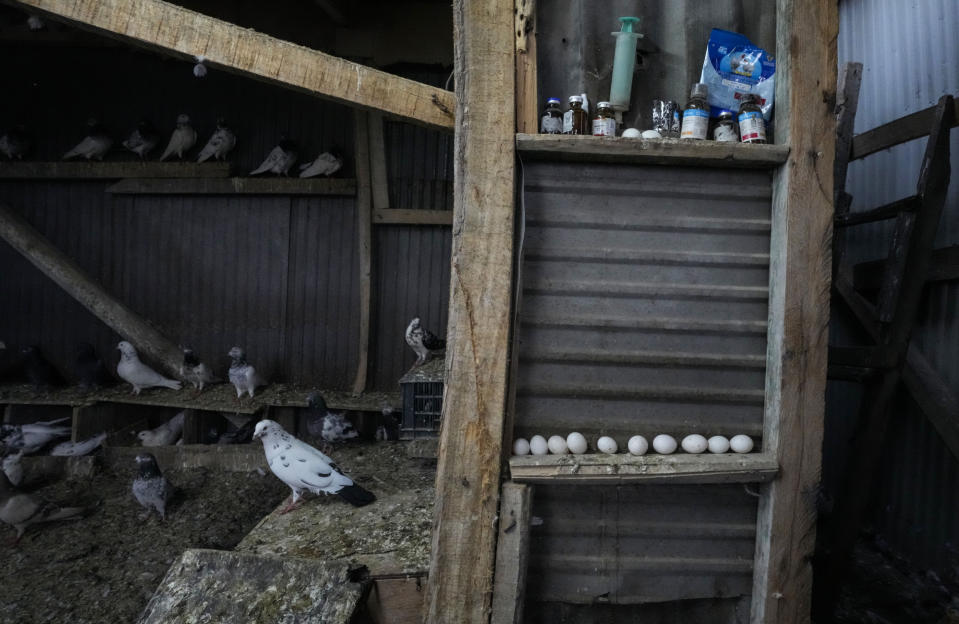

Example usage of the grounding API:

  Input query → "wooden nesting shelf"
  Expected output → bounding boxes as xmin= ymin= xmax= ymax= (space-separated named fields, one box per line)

xmin=516 ymin=134 xmax=790 ymax=169
xmin=509 ymin=452 xmax=778 ymax=484
xmin=0 ymin=161 xmax=232 ymax=179
xmin=106 ymin=177 xmax=357 ymax=195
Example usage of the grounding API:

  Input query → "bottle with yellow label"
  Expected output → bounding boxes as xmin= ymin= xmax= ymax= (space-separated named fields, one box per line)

xmin=680 ymin=83 xmax=709 ymax=140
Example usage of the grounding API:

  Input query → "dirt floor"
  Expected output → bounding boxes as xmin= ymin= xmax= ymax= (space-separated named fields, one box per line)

xmin=0 ymin=457 xmax=288 ymax=624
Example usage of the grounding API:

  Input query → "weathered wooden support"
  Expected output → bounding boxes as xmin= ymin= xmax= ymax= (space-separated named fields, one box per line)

xmin=750 ymin=1 xmax=837 ymax=622
xmin=854 ymin=243 xmax=959 ymax=289
xmin=106 ymin=177 xmax=356 ymax=196
xmin=832 ymin=62 xmax=863 ymax=276
xmin=0 ymin=203 xmax=183 ymax=377
xmin=509 ymin=454 xmax=780 ymax=485
xmin=0 ymin=160 xmax=231 ymax=179
xmin=425 ymin=0 xmax=515 ymax=620
xmin=851 ymin=97 xmax=959 ymax=161
xmin=514 ymin=0 xmax=537 ymax=133
xmin=834 ymin=195 xmax=918 ymax=227
xmin=9 ymin=0 xmax=455 ymax=130
xmin=372 ymin=209 xmax=452 ymax=226
xmin=490 ymin=483 xmax=532 ymax=624
xmin=351 ymin=112 xmax=372 ymax=395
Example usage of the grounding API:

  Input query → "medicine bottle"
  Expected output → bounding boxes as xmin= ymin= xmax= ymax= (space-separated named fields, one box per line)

xmin=540 ymin=98 xmax=563 ymax=134
xmin=713 ymin=111 xmax=739 ymax=142
xmin=592 ymin=101 xmax=617 ymax=137
xmin=738 ymin=94 xmax=767 ymax=144
xmin=680 ymin=83 xmax=709 ymax=140
xmin=563 ymin=95 xmax=589 ymax=135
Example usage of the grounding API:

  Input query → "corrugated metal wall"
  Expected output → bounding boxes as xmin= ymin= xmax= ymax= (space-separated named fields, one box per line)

xmin=828 ymin=0 xmax=959 ymax=575
xmin=0 ymin=46 xmax=452 ymax=391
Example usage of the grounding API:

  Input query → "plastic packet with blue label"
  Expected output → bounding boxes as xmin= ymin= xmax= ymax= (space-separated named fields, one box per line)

xmin=700 ymin=28 xmax=775 ymax=120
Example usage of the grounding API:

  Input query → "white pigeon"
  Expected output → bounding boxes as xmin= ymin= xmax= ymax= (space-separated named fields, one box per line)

xmin=63 ymin=119 xmax=112 ymax=160
xmin=0 ymin=470 xmax=87 ymax=543
xmin=196 ymin=119 xmax=236 ymax=162
xmin=179 ymin=347 xmax=217 ymax=392
xmin=51 ymin=432 xmax=107 ymax=457
xmin=298 ymin=150 xmax=343 ymax=178
xmin=1 ymin=417 xmax=71 ymax=454
xmin=121 ymin=120 xmax=159 ymax=159
xmin=2 ymin=452 xmax=23 ymax=487
xmin=405 ymin=317 xmax=447 ymax=366
xmin=138 ymin=411 xmax=185 ymax=447
xmin=116 ymin=341 xmax=181 ymax=395
xmin=227 ymin=346 xmax=266 ymax=399
xmin=253 ymin=419 xmax=375 ymax=513
xmin=158 ymin=114 xmax=197 ymax=161
xmin=250 ymin=138 xmax=298 ymax=176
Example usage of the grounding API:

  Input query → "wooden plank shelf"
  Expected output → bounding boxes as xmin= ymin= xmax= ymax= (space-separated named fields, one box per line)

xmin=509 ymin=452 xmax=778 ymax=484
xmin=0 ymin=382 xmax=400 ymax=414
xmin=106 ymin=177 xmax=357 ymax=195
xmin=0 ymin=161 xmax=232 ymax=179
xmin=373 ymin=208 xmax=453 ymax=225
xmin=516 ymin=134 xmax=790 ymax=169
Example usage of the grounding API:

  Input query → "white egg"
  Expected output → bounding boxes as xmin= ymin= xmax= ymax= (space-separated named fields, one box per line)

xmin=681 ymin=434 xmax=708 ymax=454
xmin=566 ymin=432 xmax=588 ymax=455
xmin=596 ymin=436 xmax=618 ymax=454
xmin=641 ymin=129 xmax=662 ymax=139
xmin=547 ymin=435 xmax=568 ymax=455
xmin=512 ymin=437 xmax=530 ymax=456
xmin=627 ymin=435 xmax=649 ymax=455
xmin=621 ymin=127 xmax=642 ymax=138
xmin=529 ymin=435 xmax=549 ymax=456
xmin=652 ymin=434 xmax=677 ymax=454
xmin=730 ymin=435 xmax=754 ymax=453
xmin=707 ymin=435 xmax=730 ymax=454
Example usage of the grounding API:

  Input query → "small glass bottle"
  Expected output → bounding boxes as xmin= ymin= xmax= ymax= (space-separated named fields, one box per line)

xmin=592 ymin=101 xmax=617 ymax=137
xmin=563 ymin=95 xmax=589 ymax=135
xmin=713 ymin=110 xmax=739 ymax=142
xmin=738 ymin=94 xmax=767 ymax=143
xmin=540 ymin=98 xmax=563 ymax=134
xmin=680 ymin=83 xmax=709 ymax=140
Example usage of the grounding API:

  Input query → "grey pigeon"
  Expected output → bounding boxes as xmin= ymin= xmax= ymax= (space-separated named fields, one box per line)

xmin=132 ymin=453 xmax=173 ymax=520
xmin=20 ymin=345 xmax=65 ymax=389
xmin=1 ymin=417 xmax=71 ymax=455
xmin=250 ymin=137 xmax=298 ymax=176
xmin=0 ymin=125 xmax=31 ymax=159
xmin=51 ymin=432 xmax=106 ymax=457
xmin=375 ymin=407 xmax=400 ymax=441
xmin=253 ymin=419 xmax=375 ymax=513
xmin=306 ymin=392 xmax=358 ymax=443
xmin=196 ymin=118 xmax=236 ymax=162
xmin=138 ymin=411 xmax=185 ymax=447
xmin=26 ymin=14 xmax=44 ymax=31
xmin=2 ymin=451 xmax=23 ymax=487
xmin=158 ymin=114 xmax=197 ymax=161
xmin=122 ymin=119 xmax=159 ymax=159
xmin=63 ymin=119 xmax=112 ymax=160
xmin=217 ymin=415 xmax=256 ymax=445
xmin=0 ymin=470 xmax=87 ymax=543
xmin=116 ymin=341 xmax=181 ymax=395
xmin=75 ymin=342 xmax=113 ymax=390
xmin=405 ymin=317 xmax=446 ymax=366
xmin=179 ymin=347 xmax=217 ymax=393
xmin=298 ymin=149 xmax=343 ymax=178
xmin=227 ymin=347 xmax=266 ymax=399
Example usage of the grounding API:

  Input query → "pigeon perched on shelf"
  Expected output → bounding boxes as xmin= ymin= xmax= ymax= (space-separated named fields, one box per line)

xmin=179 ymin=347 xmax=217 ymax=393
xmin=138 ymin=411 xmax=185 ymax=447
xmin=227 ymin=347 xmax=266 ymax=399
xmin=0 ymin=125 xmax=31 ymax=159
xmin=116 ymin=341 xmax=181 ymax=395
xmin=51 ymin=432 xmax=106 ymax=457
xmin=158 ymin=113 xmax=197 ymax=161
xmin=196 ymin=118 xmax=236 ymax=162
xmin=253 ymin=419 xmax=375 ymax=513
xmin=121 ymin=119 xmax=159 ymax=159
xmin=217 ymin=415 xmax=257 ymax=445
xmin=132 ymin=453 xmax=173 ymax=520
xmin=20 ymin=345 xmax=65 ymax=390
xmin=1 ymin=417 xmax=71 ymax=455
xmin=2 ymin=451 xmax=23 ymax=487
xmin=305 ymin=392 xmax=358 ymax=444
xmin=63 ymin=119 xmax=112 ymax=160
xmin=0 ymin=470 xmax=89 ymax=543
xmin=75 ymin=342 xmax=113 ymax=390
xmin=298 ymin=148 xmax=343 ymax=178
xmin=26 ymin=14 xmax=44 ymax=31
xmin=250 ymin=137 xmax=298 ymax=176
xmin=405 ymin=317 xmax=446 ymax=366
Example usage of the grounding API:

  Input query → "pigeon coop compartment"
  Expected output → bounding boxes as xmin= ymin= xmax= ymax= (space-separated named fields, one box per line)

xmin=399 ymin=357 xmax=445 ymax=439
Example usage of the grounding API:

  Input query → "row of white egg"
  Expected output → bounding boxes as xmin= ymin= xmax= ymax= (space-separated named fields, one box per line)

xmin=513 ymin=433 xmax=755 ymax=456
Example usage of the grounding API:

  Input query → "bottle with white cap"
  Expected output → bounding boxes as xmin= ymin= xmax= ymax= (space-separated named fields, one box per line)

xmin=680 ymin=83 xmax=710 ymax=140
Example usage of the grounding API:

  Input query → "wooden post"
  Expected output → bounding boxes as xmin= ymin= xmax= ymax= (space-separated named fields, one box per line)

xmin=491 ymin=483 xmax=532 ymax=624
xmin=750 ymin=0 xmax=837 ymax=622
xmin=832 ymin=62 xmax=863 ymax=277
xmin=425 ymin=0 xmax=516 ymax=620
xmin=351 ymin=111 xmax=373 ymax=395
xmin=0 ymin=203 xmax=183 ymax=377
xmin=514 ymin=0 xmax=538 ymax=133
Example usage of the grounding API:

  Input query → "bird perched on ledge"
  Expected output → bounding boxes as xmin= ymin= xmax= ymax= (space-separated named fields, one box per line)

xmin=116 ymin=341 xmax=181 ymax=395
xmin=228 ymin=346 xmax=266 ymax=400
xmin=179 ymin=347 xmax=217 ymax=393
xmin=405 ymin=317 xmax=446 ymax=366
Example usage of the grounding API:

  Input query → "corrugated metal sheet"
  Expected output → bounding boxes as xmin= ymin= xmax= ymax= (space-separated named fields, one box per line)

xmin=826 ymin=0 xmax=959 ymax=575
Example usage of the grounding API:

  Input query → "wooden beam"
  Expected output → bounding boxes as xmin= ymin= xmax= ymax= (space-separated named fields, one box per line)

xmin=516 ymin=134 xmax=790 ymax=168
xmin=853 ymin=244 xmax=959 ymax=289
xmin=425 ymin=0 xmax=515 ymax=621
xmin=751 ymin=0 xmax=837 ymax=622
xmin=514 ymin=0 xmax=537 ymax=133
xmin=490 ymin=483 xmax=532 ymax=624
xmin=834 ymin=195 xmax=918 ymax=227
xmin=10 ymin=0 xmax=455 ymax=130
xmin=351 ymin=111 xmax=372 ymax=395
xmin=827 ymin=346 xmax=897 ymax=370
xmin=106 ymin=177 xmax=356 ymax=195
xmin=0 ymin=203 xmax=184 ymax=377
xmin=832 ymin=62 xmax=862 ymax=277
xmin=0 ymin=161 xmax=230 ymax=179
xmin=851 ymin=97 xmax=959 ymax=161
xmin=368 ymin=113 xmax=391 ymax=212
xmin=373 ymin=209 xmax=453 ymax=226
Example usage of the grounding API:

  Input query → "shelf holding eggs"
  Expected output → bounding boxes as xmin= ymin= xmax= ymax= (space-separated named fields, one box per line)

xmin=512 ymin=432 xmax=756 ymax=456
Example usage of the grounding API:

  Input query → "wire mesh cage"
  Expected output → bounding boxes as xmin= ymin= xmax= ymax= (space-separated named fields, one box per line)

xmin=399 ymin=357 xmax=445 ymax=439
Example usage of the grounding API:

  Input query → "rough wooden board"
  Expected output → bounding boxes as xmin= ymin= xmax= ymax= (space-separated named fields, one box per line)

xmin=853 ymin=243 xmax=959 ymax=289
xmin=516 ymin=134 xmax=790 ymax=168
xmin=106 ymin=177 xmax=357 ymax=195
xmin=12 ymin=0 xmax=455 ymax=130
xmin=369 ymin=113 xmax=390 ymax=212
xmin=0 ymin=160 xmax=231 ymax=179
xmin=833 ymin=62 xmax=863 ymax=196
xmin=491 ymin=483 xmax=532 ymax=624
xmin=373 ymin=209 xmax=453 ymax=226
xmin=103 ymin=444 xmax=266 ymax=472
xmin=514 ymin=0 xmax=537 ymax=133
xmin=834 ymin=195 xmax=917 ymax=227
xmin=352 ymin=111 xmax=372 ymax=395
xmin=509 ymin=453 xmax=778 ymax=484
xmin=850 ymin=97 xmax=959 ymax=161
xmin=751 ymin=1 xmax=837 ymax=622
xmin=365 ymin=577 xmax=427 ymax=624
xmin=425 ymin=0 xmax=516 ymax=621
